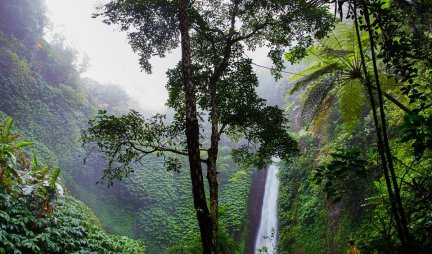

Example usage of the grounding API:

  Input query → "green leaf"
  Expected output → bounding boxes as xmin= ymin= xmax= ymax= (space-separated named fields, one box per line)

xmin=50 ymin=167 xmax=60 ymax=187
xmin=338 ymin=79 xmax=364 ymax=132
xmin=14 ymin=141 xmax=33 ymax=148
xmin=3 ymin=118 xmax=13 ymax=140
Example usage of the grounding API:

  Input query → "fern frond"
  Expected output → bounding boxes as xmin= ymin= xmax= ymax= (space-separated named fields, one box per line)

xmin=338 ymin=79 xmax=365 ymax=132
xmin=301 ymin=76 xmax=337 ymax=123
xmin=303 ymin=44 xmax=327 ymax=65
xmin=15 ymin=141 xmax=33 ymax=148
xmin=289 ymin=63 xmax=322 ymax=82
xmin=321 ymin=48 xmax=353 ymax=58
xmin=39 ymin=167 xmax=49 ymax=176
xmin=31 ymin=152 xmax=39 ymax=170
xmin=310 ymin=93 xmax=337 ymax=135
xmin=290 ymin=63 xmax=341 ymax=95
xmin=323 ymin=23 xmax=356 ymax=50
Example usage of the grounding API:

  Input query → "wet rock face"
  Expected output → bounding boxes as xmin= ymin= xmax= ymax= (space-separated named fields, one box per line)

xmin=245 ymin=168 xmax=267 ymax=254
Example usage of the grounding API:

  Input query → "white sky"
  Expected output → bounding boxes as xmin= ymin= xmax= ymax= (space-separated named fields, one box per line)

xmin=44 ymin=0 xmax=180 ymax=112
xmin=44 ymin=0 xmax=274 ymax=113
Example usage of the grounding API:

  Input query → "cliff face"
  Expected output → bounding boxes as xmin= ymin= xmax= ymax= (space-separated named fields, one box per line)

xmin=244 ymin=168 xmax=268 ymax=254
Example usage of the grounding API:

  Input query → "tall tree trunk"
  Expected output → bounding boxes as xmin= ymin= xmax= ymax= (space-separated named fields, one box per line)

xmin=205 ymin=22 xmax=236 ymax=251
xmin=208 ymin=76 xmax=219 ymax=254
xmin=178 ymin=0 xmax=214 ymax=253
xmin=353 ymin=1 xmax=407 ymax=250
xmin=361 ymin=3 xmax=413 ymax=252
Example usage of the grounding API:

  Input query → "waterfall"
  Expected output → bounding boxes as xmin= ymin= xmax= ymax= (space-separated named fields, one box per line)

xmin=254 ymin=162 xmax=280 ymax=253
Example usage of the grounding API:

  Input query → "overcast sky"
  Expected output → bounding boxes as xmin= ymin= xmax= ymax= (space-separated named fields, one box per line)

xmin=44 ymin=0 xmax=181 ymax=112
xmin=44 ymin=0 xmax=276 ymax=113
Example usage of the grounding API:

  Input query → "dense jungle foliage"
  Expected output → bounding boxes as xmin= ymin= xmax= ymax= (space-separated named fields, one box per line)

xmin=278 ymin=1 xmax=432 ymax=253
xmin=0 ymin=0 xmax=255 ymax=253
xmin=0 ymin=118 xmax=145 ymax=253
xmin=1 ymin=0 xmax=431 ymax=253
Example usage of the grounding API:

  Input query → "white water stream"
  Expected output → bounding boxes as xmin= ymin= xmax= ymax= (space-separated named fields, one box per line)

xmin=254 ymin=162 xmax=280 ymax=253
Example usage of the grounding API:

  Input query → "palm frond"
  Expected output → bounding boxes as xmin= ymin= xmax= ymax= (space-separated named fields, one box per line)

xmin=290 ymin=63 xmax=341 ymax=95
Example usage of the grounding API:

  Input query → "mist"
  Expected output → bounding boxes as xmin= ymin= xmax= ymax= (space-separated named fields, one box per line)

xmin=45 ymin=0 xmax=178 ymax=113
xmin=44 ymin=0 xmax=288 ymax=114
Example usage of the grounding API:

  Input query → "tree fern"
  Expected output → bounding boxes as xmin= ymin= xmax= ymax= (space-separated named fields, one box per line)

xmin=287 ymin=23 xmax=369 ymax=130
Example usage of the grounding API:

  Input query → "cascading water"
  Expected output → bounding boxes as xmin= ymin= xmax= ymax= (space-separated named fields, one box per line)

xmin=254 ymin=162 xmax=280 ymax=253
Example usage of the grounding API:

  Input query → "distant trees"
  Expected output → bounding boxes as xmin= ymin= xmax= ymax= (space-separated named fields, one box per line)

xmin=0 ymin=0 xmax=47 ymax=46
xmin=0 ymin=0 xmax=87 ymax=86
xmin=84 ymin=0 xmax=334 ymax=252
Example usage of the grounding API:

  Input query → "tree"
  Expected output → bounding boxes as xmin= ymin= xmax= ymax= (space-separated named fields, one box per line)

xmin=287 ymin=22 xmax=411 ymax=132
xmin=85 ymin=0 xmax=334 ymax=252
xmin=352 ymin=1 xmax=430 ymax=250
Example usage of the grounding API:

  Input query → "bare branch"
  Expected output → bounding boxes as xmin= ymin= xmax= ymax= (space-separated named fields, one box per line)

xmin=218 ymin=123 xmax=227 ymax=138
xmin=232 ymin=21 xmax=271 ymax=43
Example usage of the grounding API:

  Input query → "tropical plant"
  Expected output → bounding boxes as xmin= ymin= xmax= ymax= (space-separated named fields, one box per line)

xmin=287 ymin=22 xmax=410 ymax=132
xmin=0 ymin=118 xmax=32 ymax=190
xmin=0 ymin=117 xmax=145 ymax=254
xmin=287 ymin=0 xmax=431 ymax=251
xmin=87 ymin=1 xmax=335 ymax=252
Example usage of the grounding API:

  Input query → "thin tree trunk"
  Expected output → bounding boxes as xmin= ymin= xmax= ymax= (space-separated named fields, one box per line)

xmin=205 ymin=2 xmax=242 ymax=251
xmin=208 ymin=76 xmax=219 ymax=254
xmin=361 ymin=3 xmax=413 ymax=252
xmin=205 ymin=13 xmax=237 ymax=250
xmin=178 ymin=0 xmax=214 ymax=253
xmin=353 ymin=0 xmax=407 ymax=249
xmin=206 ymin=50 xmax=232 ymax=254
xmin=0 ymin=167 xmax=3 ymax=184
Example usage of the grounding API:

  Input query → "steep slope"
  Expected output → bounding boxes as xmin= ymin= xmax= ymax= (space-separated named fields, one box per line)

xmin=0 ymin=1 xmax=254 ymax=252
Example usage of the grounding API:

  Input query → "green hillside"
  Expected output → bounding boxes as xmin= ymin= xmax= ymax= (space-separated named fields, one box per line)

xmin=0 ymin=1 xmax=253 ymax=252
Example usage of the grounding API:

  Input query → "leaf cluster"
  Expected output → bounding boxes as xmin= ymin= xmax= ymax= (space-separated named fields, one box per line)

xmin=0 ymin=192 xmax=145 ymax=254
xmin=96 ymin=0 xmax=335 ymax=75
xmin=0 ymin=118 xmax=32 ymax=190
xmin=83 ymin=110 xmax=185 ymax=186
xmin=166 ymin=58 xmax=299 ymax=168
xmin=312 ymin=148 xmax=368 ymax=201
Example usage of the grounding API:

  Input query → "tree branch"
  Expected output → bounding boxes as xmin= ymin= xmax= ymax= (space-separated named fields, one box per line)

xmin=218 ymin=123 xmax=227 ymax=138
xmin=232 ymin=21 xmax=271 ymax=43
xmin=127 ymin=139 xmax=210 ymax=163
xmin=370 ymin=86 xmax=412 ymax=114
